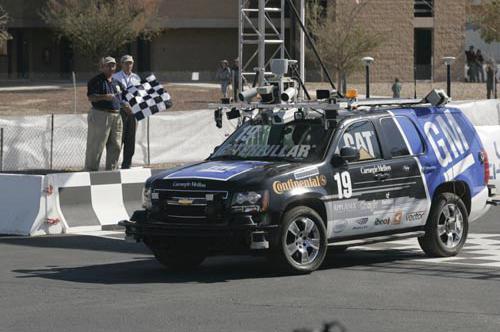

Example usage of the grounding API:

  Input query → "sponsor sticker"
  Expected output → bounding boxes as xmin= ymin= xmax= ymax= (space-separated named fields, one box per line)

xmin=360 ymin=164 xmax=392 ymax=175
xmin=374 ymin=217 xmax=390 ymax=226
xmin=392 ymin=211 xmax=403 ymax=225
xmin=293 ymin=167 xmax=320 ymax=180
xmin=406 ymin=211 xmax=425 ymax=222
xmin=166 ymin=161 xmax=268 ymax=181
xmin=332 ymin=201 xmax=357 ymax=212
xmin=273 ymin=175 xmax=327 ymax=194
xmin=352 ymin=217 xmax=370 ymax=231
xmin=220 ymin=143 xmax=312 ymax=159
xmin=172 ymin=181 xmax=207 ymax=189
xmin=333 ymin=220 xmax=348 ymax=233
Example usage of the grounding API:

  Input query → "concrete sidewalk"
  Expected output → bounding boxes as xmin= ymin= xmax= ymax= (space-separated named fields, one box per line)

xmin=0 ymin=85 xmax=65 ymax=92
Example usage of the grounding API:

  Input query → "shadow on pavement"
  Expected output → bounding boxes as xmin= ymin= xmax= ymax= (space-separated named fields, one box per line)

xmin=11 ymin=244 xmax=500 ymax=285
xmin=0 ymin=235 xmax=149 ymax=254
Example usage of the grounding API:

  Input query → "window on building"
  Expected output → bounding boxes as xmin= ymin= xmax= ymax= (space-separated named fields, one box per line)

xmin=414 ymin=0 xmax=433 ymax=17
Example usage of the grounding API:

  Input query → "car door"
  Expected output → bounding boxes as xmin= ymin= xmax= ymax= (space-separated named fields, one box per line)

xmin=324 ymin=117 xmax=429 ymax=241
xmin=377 ymin=114 xmax=430 ymax=229
xmin=325 ymin=119 xmax=391 ymax=239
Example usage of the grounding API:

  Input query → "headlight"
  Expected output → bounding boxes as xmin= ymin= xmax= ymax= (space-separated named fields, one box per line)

xmin=142 ymin=187 xmax=152 ymax=209
xmin=235 ymin=192 xmax=261 ymax=205
xmin=231 ymin=191 xmax=269 ymax=213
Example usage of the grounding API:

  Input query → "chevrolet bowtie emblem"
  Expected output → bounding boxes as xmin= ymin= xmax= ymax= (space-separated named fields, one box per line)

xmin=178 ymin=199 xmax=194 ymax=206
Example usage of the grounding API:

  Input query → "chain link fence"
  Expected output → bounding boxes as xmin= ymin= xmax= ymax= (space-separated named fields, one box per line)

xmin=0 ymin=109 xmax=235 ymax=173
xmin=0 ymin=114 xmax=153 ymax=172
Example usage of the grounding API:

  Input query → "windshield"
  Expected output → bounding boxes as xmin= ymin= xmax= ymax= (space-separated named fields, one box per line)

xmin=210 ymin=120 xmax=335 ymax=162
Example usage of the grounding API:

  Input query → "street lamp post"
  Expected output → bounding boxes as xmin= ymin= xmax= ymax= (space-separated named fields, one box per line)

xmin=414 ymin=66 xmax=417 ymax=99
xmin=443 ymin=56 xmax=456 ymax=97
xmin=361 ymin=57 xmax=374 ymax=99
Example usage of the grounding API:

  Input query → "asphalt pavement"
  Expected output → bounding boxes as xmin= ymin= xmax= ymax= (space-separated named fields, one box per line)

xmin=1 ymin=209 xmax=499 ymax=332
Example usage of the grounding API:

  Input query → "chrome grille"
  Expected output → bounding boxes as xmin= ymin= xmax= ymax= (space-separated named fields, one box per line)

xmin=155 ymin=189 xmax=228 ymax=223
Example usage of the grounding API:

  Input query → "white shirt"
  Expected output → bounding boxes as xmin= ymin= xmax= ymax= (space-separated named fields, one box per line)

xmin=113 ymin=70 xmax=141 ymax=89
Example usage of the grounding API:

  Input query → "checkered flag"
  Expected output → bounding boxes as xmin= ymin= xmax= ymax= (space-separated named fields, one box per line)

xmin=123 ymin=74 xmax=172 ymax=121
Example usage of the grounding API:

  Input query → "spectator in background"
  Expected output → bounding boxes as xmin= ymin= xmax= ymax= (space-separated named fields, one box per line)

xmin=231 ymin=58 xmax=242 ymax=101
xmin=476 ymin=49 xmax=485 ymax=83
xmin=465 ymin=46 xmax=477 ymax=82
xmin=113 ymin=55 xmax=141 ymax=169
xmin=216 ymin=60 xmax=232 ymax=99
xmin=391 ymin=78 xmax=402 ymax=98
xmin=486 ymin=64 xmax=498 ymax=99
xmin=85 ymin=56 xmax=132 ymax=171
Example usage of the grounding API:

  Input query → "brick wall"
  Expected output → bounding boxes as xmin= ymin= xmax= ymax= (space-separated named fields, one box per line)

xmin=334 ymin=0 xmax=466 ymax=83
xmin=335 ymin=0 xmax=414 ymax=83
xmin=434 ymin=0 xmax=466 ymax=81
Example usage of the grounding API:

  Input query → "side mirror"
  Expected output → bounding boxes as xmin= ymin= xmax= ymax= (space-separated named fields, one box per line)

xmin=340 ymin=147 xmax=360 ymax=163
xmin=209 ymin=145 xmax=221 ymax=158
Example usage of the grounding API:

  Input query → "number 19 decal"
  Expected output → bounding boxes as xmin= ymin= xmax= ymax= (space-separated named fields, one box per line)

xmin=334 ymin=171 xmax=352 ymax=199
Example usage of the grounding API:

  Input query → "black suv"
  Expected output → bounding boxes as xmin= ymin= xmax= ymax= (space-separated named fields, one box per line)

xmin=121 ymin=102 xmax=491 ymax=273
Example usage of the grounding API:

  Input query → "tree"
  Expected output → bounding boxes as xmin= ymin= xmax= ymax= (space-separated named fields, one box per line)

xmin=0 ymin=5 xmax=10 ymax=42
xmin=41 ymin=0 xmax=161 ymax=63
xmin=468 ymin=0 xmax=500 ymax=43
xmin=306 ymin=0 xmax=384 ymax=90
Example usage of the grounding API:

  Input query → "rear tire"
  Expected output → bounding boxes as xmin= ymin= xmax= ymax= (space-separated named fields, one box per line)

xmin=272 ymin=206 xmax=327 ymax=274
xmin=419 ymin=192 xmax=468 ymax=257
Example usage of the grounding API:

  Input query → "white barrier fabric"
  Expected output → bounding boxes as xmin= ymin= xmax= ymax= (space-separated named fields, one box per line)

xmin=0 ymin=115 xmax=52 ymax=170
xmin=451 ymin=100 xmax=500 ymax=126
xmin=475 ymin=126 xmax=500 ymax=190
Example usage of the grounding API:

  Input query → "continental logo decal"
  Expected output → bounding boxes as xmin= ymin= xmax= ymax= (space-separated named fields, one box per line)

xmin=273 ymin=175 xmax=327 ymax=194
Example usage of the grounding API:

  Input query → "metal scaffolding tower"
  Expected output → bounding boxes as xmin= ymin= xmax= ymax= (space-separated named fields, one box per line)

xmin=238 ymin=0 xmax=305 ymax=93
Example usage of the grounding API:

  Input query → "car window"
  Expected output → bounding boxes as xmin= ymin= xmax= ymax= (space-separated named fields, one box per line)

xmin=339 ymin=121 xmax=382 ymax=161
xmin=394 ymin=116 xmax=425 ymax=155
xmin=211 ymin=120 xmax=334 ymax=162
xmin=380 ymin=117 xmax=411 ymax=157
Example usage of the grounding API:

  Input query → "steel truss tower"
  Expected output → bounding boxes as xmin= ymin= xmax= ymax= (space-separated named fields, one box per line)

xmin=238 ymin=0 xmax=305 ymax=93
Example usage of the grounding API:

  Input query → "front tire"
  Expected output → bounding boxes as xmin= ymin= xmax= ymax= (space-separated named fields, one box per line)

xmin=273 ymin=206 xmax=328 ymax=273
xmin=419 ymin=193 xmax=468 ymax=257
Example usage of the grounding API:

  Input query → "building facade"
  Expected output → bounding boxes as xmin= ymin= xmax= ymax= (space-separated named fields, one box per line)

xmin=0 ymin=0 xmax=467 ymax=82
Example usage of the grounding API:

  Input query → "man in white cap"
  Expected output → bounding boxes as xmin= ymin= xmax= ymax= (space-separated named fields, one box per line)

xmin=85 ymin=56 xmax=132 ymax=171
xmin=113 ymin=55 xmax=141 ymax=169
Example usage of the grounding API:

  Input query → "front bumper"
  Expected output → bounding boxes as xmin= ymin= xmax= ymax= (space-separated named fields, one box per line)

xmin=119 ymin=210 xmax=279 ymax=250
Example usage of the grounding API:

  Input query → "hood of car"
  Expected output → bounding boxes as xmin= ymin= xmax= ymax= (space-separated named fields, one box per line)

xmin=147 ymin=160 xmax=309 ymax=189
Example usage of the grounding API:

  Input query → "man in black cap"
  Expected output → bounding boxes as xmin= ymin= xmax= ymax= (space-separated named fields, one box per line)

xmin=85 ymin=56 xmax=132 ymax=171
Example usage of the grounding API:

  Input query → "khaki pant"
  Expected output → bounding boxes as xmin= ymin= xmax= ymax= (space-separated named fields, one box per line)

xmin=85 ymin=108 xmax=123 ymax=171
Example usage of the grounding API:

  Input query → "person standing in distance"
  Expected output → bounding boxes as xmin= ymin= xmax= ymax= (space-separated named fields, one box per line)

xmin=216 ymin=60 xmax=232 ymax=99
xmin=85 ymin=56 xmax=132 ymax=171
xmin=113 ymin=55 xmax=142 ymax=169
xmin=392 ymin=78 xmax=402 ymax=98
